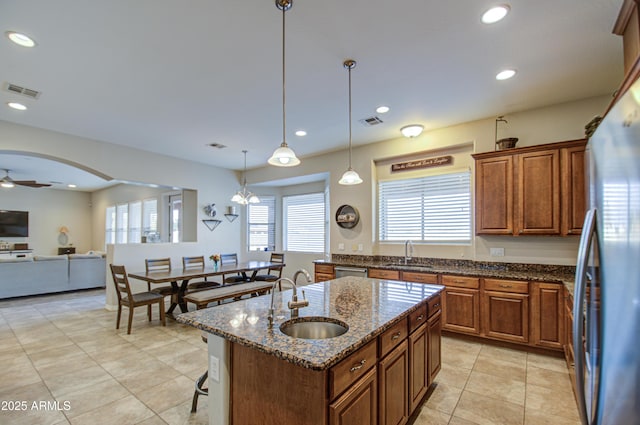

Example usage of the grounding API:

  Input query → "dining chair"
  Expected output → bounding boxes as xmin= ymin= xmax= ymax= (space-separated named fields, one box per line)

xmin=144 ymin=257 xmax=174 ymax=294
xmin=109 ymin=264 xmax=166 ymax=334
xmin=254 ymin=252 xmax=285 ymax=282
xmin=184 ymin=256 xmax=220 ymax=291
xmin=221 ymin=253 xmax=248 ymax=284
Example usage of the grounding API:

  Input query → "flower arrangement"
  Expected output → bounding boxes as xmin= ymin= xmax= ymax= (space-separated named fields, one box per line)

xmin=209 ymin=254 xmax=221 ymax=262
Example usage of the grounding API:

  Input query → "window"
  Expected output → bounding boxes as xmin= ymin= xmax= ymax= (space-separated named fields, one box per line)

xmin=116 ymin=204 xmax=128 ymax=244
xmin=128 ymin=201 xmax=142 ymax=243
xmin=105 ymin=199 xmax=158 ymax=245
xmin=105 ymin=206 xmax=116 ymax=245
xmin=169 ymin=194 xmax=182 ymax=243
xmin=143 ymin=199 xmax=158 ymax=242
xmin=284 ymin=192 xmax=326 ymax=253
xmin=378 ymin=170 xmax=471 ymax=243
xmin=248 ymin=196 xmax=276 ymax=251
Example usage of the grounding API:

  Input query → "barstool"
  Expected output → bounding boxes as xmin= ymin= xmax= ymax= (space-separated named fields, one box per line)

xmin=191 ymin=334 xmax=208 ymax=412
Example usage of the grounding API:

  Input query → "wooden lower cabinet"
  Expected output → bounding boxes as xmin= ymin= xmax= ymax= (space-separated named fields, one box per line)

xmin=442 ymin=285 xmax=480 ymax=335
xmin=408 ymin=323 xmax=428 ymax=414
xmin=379 ymin=340 xmax=408 ymax=425
xmin=368 ymin=268 xmax=400 ymax=280
xmin=315 ymin=264 xmax=335 ymax=282
xmin=330 ymin=367 xmax=378 ymax=425
xmin=530 ymin=282 xmax=565 ymax=349
xmin=427 ymin=309 xmax=442 ymax=384
xmin=482 ymin=290 xmax=529 ymax=343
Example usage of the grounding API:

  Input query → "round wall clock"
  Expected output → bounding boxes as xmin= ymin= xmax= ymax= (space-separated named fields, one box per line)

xmin=335 ymin=204 xmax=360 ymax=229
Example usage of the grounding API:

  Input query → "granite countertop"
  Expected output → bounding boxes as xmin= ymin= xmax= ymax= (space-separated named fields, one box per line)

xmin=177 ymin=276 xmax=443 ymax=370
xmin=316 ymin=256 xmax=576 ymax=295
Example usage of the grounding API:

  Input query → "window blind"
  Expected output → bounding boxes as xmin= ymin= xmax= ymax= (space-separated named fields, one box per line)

xmin=128 ymin=201 xmax=142 ymax=243
xmin=379 ymin=171 xmax=471 ymax=243
xmin=284 ymin=192 xmax=325 ymax=252
xmin=248 ymin=196 xmax=276 ymax=251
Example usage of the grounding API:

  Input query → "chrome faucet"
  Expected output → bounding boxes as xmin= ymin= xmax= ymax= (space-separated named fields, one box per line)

xmin=404 ymin=240 xmax=414 ymax=265
xmin=293 ymin=268 xmax=312 ymax=285
xmin=268 ymin=277 xmax=309 ymax=328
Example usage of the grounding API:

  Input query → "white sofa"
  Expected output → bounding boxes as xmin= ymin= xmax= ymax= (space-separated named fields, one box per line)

xmin=0 ymin=254 xmax=106 ymax=299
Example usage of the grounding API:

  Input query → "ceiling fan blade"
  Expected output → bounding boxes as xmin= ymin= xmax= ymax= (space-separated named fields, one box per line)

xmin=14 ymin=180 xmax=52 ymax=188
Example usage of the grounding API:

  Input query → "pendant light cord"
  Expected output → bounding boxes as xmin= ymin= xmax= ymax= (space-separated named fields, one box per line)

xmin=348 ymin=64 xmax=353 ymax=169
xmin=282 ymin=5 xmax=287 ymax=147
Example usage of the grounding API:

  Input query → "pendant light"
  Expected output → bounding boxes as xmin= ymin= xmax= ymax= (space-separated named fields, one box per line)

xmin=232 ymin=150 xmax=260 ymax=205
xmin=268 ymin=0 xmax=300 ymax=167
xmin=338 ymin=59 xmax=363 ymax=185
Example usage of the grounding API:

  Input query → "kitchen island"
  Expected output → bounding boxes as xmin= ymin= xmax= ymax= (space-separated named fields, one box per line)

xmin=177 ymin=276 xmax=443 ymax=425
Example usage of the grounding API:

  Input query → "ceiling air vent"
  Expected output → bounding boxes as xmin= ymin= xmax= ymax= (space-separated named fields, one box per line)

xmin=4 ymin=82 xmax=41 ymax=99
xmin=208 ymin=143 xmax=227 ymax=149
xmin=359 ymin=116 xmax=383 ymax=127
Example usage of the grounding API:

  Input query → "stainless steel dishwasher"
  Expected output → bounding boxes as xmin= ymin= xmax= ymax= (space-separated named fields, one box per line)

xmin=334 ymin=266 xmax=368 ymax=278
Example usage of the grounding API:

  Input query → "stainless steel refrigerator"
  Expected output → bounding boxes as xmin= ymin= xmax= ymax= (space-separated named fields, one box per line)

xmin=574 ymin=79 xmax=640 ymax=425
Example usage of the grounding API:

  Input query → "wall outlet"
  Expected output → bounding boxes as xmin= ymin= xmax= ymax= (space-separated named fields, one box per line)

xmin=338 ymin=243 xmax=345 ymax=251
xmin=358 ymin=243 xmax=363 ymax=251
xmin=490 ymin=247 xmax=505 ymax=257
xmin=210 ymin=355 xmax=220 ymax=383
xmin=351 ymin=244 xmax=358 ymax=251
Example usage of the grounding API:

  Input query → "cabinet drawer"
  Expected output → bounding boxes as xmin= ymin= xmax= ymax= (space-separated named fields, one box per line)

xmin=427 ymin=294 xmax=442 ymax=317
xmin=442 ymin=275 xmax=480 ymax=289
xmin=368 ymin=268 xmax=400 ymax=280
xmin=314 ymin=273 xmax=334 ymax=282
xmin=402 ymin=271 xmax=438 ymax=284
xmin=379 ymin=317 xmax=408 ymax=358
xmin=408 ymin=304 xmax=428 ymax=334
xmin=315 ymin=264 xmax=334 ymax=274
xmin=484 ymin=278 xmax=528 ymax=294
xmin=329 ymin=339 xmax=377 ymax=400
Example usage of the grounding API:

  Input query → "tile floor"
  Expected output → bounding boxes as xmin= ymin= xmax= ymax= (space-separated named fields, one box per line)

xmin=0 ymin=289 xmax=580 ymax=425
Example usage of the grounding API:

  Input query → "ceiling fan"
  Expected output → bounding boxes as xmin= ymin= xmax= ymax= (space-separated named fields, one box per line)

xmin=1 ymin=169 xmax=52 ymax=188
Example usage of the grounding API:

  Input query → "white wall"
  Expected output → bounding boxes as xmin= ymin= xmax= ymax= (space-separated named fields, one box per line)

xmin=0 ymin=185 xmax=92 ymax=254
xmin=245 ymin=95 xmax=612 ymax=266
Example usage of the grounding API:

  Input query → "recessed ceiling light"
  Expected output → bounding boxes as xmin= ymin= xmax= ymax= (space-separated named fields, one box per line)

xmin=496 ymin=69 xmax=517 ymax=80
xmin=7 ymin=102 xmax=27 ymax=110
xmin=482 ymin=5 xmax=510 ymax=24
xmin=67 ymin=184 xmax=77 ymax=188
xmin=6 ymin=31 xmax=36 ymax=47
xmin=295 ymin=130 xmax=307 ymax=136
xmin=376 ymin=106 xmax=390 ymax=114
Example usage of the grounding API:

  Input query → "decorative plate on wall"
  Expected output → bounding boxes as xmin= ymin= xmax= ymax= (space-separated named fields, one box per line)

xmin=335 ymin=204 xmax=360 ymax=229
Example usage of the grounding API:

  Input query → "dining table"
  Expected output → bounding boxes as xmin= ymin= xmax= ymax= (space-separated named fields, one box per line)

xmin=128 ymin=260 xmax=283 ymax=315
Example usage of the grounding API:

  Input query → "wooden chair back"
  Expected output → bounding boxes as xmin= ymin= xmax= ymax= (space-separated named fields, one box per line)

xmin=267 ymin=253 xmax=284 ymax=275
xmin=220 ymin=253 xmax=238 ymax=266
xmin=145 ymin=258 xmax=171 ymax=273
xmin=183 ymin=256 xmax=205 ymax=270
xmin=110 ymin=264 xmax=134 ymax=303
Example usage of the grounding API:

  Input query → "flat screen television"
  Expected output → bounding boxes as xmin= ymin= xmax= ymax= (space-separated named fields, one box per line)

xmin=0 ymin=210 xmax=29 ymax=237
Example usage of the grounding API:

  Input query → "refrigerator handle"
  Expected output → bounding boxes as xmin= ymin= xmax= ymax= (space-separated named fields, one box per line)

xmin=573 ymin=208 xmax=596 ymax=425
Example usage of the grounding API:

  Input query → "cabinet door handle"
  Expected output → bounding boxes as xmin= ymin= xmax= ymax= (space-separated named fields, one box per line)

xmin=349 ymin=359 xmax=366 ymax=372
xmin=391 ymin=332 xmax=402 ymax=340
xmin=433 ymin=303 xmax=440 ymax=309
xmin=416 ymin=315 xmax=424 ymax=321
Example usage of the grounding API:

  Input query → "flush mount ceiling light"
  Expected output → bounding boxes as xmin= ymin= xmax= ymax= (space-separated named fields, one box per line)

xmin=7 ymin=102 xmax=27 ymax=111
xmin=481 ymin=5 xmax=510 ymax=24
xmin=376 ymin=106 xmax=390 ymax=114
xmin=339 ymin=59 xmax=363 ymax=186
xmin=496 ymin=69 xmax=517 ymax=80
xmin=6 ymin=31 xmax=36 ymax=47
xmin=231 ymin=150 xmax=260 ymax=205
xmin=400 ymin=124 xmax=424 ymax=138
xmin=268 ymin=0 xmax=300 ymax=167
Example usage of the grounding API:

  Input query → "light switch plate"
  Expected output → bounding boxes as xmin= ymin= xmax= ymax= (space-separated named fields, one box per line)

xmin=210 ymin=355 xmax=220 ymax=383
xmin=358 ymin=243 xmax=363 ymax=251
xmin=338 ymin=243 xmax=345 ymax=250
xmin=490 ymin=247 xmax=505 ymax=257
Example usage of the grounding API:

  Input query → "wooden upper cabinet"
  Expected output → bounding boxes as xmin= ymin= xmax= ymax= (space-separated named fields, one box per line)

xmin=475 ymin=155 xmax=514 ymax=234
xmin=614 ymin=0 xmax=640 ymax=77
xmin=561 ymin=144 xmax=587 ymax=235
xmin=473 ymin=139 xmax=586 ymax=237
xmin=515 ymin=148 xmax=561 ymax=235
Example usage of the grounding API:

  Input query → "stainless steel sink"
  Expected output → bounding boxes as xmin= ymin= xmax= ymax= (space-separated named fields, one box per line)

xmin=279 ymin=317 xmax=349 ymax=339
